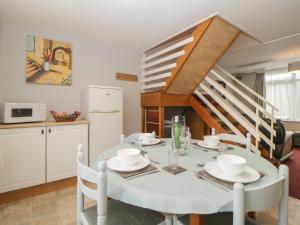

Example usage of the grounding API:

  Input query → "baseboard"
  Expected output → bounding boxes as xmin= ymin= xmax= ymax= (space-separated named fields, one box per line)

xmin=0 ymin=176 xmax=76 ymax=204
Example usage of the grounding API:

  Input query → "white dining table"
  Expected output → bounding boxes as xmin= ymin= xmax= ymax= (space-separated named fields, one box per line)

xmin=93 ymin=138 xmax=278 ymax=225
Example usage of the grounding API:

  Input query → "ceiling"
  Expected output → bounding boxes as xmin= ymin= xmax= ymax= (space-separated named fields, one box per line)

xmin=0 ymin=0 xmax=299 ymax=72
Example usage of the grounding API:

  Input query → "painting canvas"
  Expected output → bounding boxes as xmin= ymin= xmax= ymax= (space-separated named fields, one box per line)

xmin=25 ymin=35 xmax=72 ymax=85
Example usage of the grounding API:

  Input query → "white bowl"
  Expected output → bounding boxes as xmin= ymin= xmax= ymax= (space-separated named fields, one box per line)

xmin=204 ymin=135 xmax=220 ymax=148
xmin=140 ymin=133 xmax=155 ymax=144
xmin=117 ymin=148 xmax=141 ymax=166
xmin=217 ymin=154 xmax=247 ymax=176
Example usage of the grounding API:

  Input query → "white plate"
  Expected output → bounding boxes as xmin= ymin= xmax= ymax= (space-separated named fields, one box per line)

xmin=204 ymin=161 xmax=260 ymax=183
xmin=196 ymin=140 xmax=219 ymax=150
xmin=107 ymin=156 xmax=150 ymax=172
xmin=142 ymin=138 xmax=161 ymax=146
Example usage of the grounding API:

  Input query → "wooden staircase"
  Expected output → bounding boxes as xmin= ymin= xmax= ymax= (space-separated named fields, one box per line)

xmin=140 ymin=15 xmax=278 ymax=162
xmin=142 ymin=16 xmax=240 ymax=94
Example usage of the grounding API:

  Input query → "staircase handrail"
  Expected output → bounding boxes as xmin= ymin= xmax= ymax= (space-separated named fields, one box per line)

xmin=199 ymin=66 xmax=277 ymax=158
xmin=210 ymin=70 xmax=276 ymax=138
xmin=215 ymin=65 xmax=279 ymax=112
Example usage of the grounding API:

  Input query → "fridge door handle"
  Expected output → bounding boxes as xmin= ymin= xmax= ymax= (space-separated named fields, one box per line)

xmin=90 ymin=110 xmax=121 ymax=113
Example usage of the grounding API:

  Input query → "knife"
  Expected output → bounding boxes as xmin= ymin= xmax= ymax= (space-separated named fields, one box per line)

xmin=126 ymin=170 xmax=160 ymax=180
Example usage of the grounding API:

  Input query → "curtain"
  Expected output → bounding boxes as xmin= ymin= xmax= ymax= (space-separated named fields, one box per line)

xmin=253 ymin=73 xmax=265 ymax=109
xmin=265 ymin=69 xmax=300 ymax=120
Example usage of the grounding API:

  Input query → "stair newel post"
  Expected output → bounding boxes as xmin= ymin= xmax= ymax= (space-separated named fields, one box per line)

xmin=270 ymin=108 xmax=274 ymax=159
xmin=255 ymin=107 xmax=259 ymax=152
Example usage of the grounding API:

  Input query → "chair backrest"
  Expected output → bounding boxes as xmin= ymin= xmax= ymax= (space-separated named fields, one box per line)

xmin=77 ymin=144 xmax=107 ymax=225
xmin=120 ymin=134 xmax=125 ymax=144
xmin=216 ymin=132 xmax=252 ymax=151
xmin=233 ymin=165 xmax=289 ymax=225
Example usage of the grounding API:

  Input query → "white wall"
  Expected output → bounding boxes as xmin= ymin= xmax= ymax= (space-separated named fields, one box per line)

xmin=0 ymin=20 xmax=141 ymax=135
xmin=235 ymin=73 xmax=256 ymax=90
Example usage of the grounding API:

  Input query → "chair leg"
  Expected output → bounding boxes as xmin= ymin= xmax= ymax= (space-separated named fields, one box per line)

xmin=173 ymin=215 xmax=178 ymax=225
xmin=164 ymin=214 xmax=173 ymax=225
xmin=172 ymin=215 xmax=185 ymax=225
xmin=233 ymin=183 xmax=245 ymax=225
xmin=77 ymin=185 xmax=84 ymax=225
xmin=279 ymin=165 xmax=289 ymax=225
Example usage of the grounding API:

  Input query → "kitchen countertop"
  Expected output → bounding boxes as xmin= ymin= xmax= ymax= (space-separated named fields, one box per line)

xmin=0 ymin=120 xmax=89 ymax=129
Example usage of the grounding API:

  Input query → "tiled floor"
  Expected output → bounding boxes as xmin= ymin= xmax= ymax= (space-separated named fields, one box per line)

xmin=0 ymin=186 xmax=300 ymax=225
xmin=0 ymin=186 xmax=95 ymax=225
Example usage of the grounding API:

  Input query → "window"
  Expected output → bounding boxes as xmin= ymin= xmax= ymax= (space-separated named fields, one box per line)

xmin=265 ymin=69 xmax=300 ymax=121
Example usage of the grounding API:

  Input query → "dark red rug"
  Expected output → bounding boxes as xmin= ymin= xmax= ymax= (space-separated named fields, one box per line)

xmin=283 ymin=147 xmax=300 ymax=200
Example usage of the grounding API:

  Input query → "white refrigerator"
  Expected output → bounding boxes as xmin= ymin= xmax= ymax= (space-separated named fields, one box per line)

xmin=82 ymin=86 xmax=123 ymax=165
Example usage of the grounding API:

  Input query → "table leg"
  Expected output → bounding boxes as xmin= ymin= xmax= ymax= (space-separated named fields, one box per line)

xmin=189 ymin=214 xmax=204 ymax=225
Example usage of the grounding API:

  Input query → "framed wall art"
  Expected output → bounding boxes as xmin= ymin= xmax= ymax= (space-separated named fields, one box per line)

xmin=25 ymin=35 xmax=72 ymax=85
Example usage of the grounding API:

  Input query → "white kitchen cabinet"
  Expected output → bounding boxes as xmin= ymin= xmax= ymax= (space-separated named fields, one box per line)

xmin=0 ymin=127 xmax=46 ymax=193
xmin=46 ymin=124 xmax=88 ymax=182
xmin=0 ymin=121 xmax=89 ymax=193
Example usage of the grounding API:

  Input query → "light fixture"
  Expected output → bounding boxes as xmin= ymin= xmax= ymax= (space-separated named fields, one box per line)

xmin=288 ymin=61 xmax=300 ymax=73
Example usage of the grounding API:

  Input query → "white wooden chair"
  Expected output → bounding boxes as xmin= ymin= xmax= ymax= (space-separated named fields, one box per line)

xmin=211 ymin=128 xmax=252 ymax=151
xmin=77 ymin=144 xmax=164 ymax=225
xmin=180 ymin=165 xmax=289 ymax=225
xmin=120 ymin=134 xmax=173 ymax=225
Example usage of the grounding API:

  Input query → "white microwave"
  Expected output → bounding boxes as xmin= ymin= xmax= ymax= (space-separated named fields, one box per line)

xmin=0 ymin=103 xmax=46 ymax=124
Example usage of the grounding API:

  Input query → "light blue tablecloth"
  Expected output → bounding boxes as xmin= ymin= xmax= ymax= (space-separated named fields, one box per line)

xmin=93 ymin=139 xmax=278 ymax=214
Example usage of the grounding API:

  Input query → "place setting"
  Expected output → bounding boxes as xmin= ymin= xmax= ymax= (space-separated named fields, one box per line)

xmin=195 ymin=151 xmax=265 ymax=191
xmin=193 ymin=135 xmax=221 ymax=150
xmin=130 ymin=132 xmax=165 ymax=148
xmin=193 ymin=135 xmax=235 ymax=153
xmin=106 ymin=132 xmax=166 ymax=180
xmin=106 ymin=147 xmax=160 ymax=180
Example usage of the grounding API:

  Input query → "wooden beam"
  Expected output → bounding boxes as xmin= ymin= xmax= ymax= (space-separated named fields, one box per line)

xmin=141 ymin=92 xmax=162 ymax=107
xmin=158 ymin=106 xmax=165 ymax=138
xmin=141 ymin=91 xmax=191 ymax=107
xmin=190 ymin=96 xmax=225 ymax=133
xmin=116 ymin=72 xmax=138 ymax=82
xmin=141 ymin=106 xmax=146 ymax=132
xmin=0 ymin=177 xmax=76 ymax=204
xmin=161 ymin=93 xmax=190 ymax=106
xmin=185 ymin=108 xmax=207 ymax=140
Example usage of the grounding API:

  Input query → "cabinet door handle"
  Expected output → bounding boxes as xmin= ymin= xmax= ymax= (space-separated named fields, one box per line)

xmin=41 ymin=129 xmax=44 ymax=135
xmin=48 ymin=128 xmax=51 ymax=134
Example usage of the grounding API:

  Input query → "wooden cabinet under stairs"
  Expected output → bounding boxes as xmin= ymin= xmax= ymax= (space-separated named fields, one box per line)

xmin=141 ymin=91 xmax=279 ymax=166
